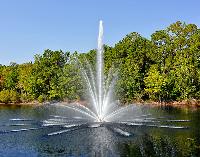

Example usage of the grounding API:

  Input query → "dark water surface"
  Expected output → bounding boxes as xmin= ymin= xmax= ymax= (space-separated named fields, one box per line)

xmin=0 ymin=104 xmax=200 ymax=157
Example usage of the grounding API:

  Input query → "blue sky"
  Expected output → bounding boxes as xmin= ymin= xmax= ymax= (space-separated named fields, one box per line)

xmin=0 ymin=0 xmax=200 ymax=65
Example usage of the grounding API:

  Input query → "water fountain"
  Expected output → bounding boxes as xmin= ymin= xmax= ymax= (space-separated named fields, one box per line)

xmin=52 ymin=20 xmax=130 ymax=124
xmin=0 ymin=21 xmax=189 ymax=138
xmin=0 ymin=21 xmax=194 ymax=157
xmin=40 ymin=21 xmax=189 ymax=137
xmin=76 ymin=20 xmax=118 ymax=122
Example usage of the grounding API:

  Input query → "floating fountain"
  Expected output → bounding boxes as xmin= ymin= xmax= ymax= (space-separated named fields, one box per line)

xmin=41 ymin=21 xmax=189 ymax=134
xmin=0 ymin=21 xmax=189 ymax=138
xmin=79 ymin=20 xmax=116 ymax=122
xmin=57 ymin=20 xmax=123 ymax=123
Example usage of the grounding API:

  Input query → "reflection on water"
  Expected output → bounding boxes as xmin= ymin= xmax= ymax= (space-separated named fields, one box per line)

xmin=119 ymin=134 xmax=200 ymax=157
xmin=0 ymin=104 xmax=200 ymax=156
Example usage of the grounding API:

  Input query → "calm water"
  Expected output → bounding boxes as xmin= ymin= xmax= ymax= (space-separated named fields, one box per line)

xmin=0 ymin=104 xmax=199 ymax=157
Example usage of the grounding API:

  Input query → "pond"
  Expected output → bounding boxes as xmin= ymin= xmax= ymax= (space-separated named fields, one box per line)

xmin=0 ymin=104 xmax=199 ymax=157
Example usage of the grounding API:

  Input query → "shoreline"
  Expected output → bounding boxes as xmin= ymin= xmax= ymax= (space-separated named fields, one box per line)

xmin=0 ymin=102 xmax=42 ymax=107
xmin=132 ymin=99 xmax=200 ymax=109
xmin=0 ymin=100 xmax=200 ymax=109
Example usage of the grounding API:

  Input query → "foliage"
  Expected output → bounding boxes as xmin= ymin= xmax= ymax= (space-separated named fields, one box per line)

xmin=30 ymin=49 xmax=70 ymax=100
xmin=0 ymin=90 xmax=10 ymax=103
xmin=38 ymin=94 xmax=45 ymax=103
xmin=144 ymin=65 xmax=166 ymax=101
xmin=112 ymin=32 xmax=153 ymax=102
xmin=0 ymin=90 xmax=19 ymax=103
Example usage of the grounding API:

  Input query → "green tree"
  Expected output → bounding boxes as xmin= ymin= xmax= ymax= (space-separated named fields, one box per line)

xmin=144 ymin=65 xmax=166 ymax=101
xmin=17 ymin=63 xmax=34 ymax=102
xmin=30 ymin=49 xmax=70 ymax=101
xmin=113 ymin=32 xmax=153 ymax=102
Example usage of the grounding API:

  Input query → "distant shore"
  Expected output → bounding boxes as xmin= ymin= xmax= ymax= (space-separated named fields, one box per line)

xmin=0 ymin=101 xmax=42 ymax=107
xmin=133 ymin=99 xmax=200 ymax=109
xmin=0 ymin=99 xmax=200 ymax=109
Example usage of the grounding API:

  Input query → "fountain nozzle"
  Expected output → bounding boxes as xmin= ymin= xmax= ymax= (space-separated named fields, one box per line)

xmin=97 ymin=116 xmax=104 ymax=122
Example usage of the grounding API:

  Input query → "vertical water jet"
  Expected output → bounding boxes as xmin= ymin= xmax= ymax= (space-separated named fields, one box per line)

xmin=97 ymin=20 xmax=104 ymax=121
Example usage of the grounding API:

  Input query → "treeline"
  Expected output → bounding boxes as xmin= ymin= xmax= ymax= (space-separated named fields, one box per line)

xmin=0 ymin=21 xmax=200 ymax=104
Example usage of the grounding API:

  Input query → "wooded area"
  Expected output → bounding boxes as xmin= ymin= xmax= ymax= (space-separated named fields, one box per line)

xmin=0 ymin=21 xmax=200 ymax=104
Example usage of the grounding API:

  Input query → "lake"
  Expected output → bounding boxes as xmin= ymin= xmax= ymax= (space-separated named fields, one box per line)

xmin=0 ymin=104 xmax=199 ymax=157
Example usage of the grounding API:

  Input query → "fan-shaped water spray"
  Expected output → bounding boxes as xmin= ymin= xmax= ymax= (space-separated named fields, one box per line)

xmin=70 ymin=20 xmax=118 ymax=122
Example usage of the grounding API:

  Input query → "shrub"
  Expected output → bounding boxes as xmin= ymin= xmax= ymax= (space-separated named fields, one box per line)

xmin=38 ymin=95 xmax=45 ymax=103
xmin=0 ymin=90 xmax=10 ymax=103
xmin=9 ymin=90 xmax=19 ymax=103
xmin=20 ymin=93 xmax=34 ymax=103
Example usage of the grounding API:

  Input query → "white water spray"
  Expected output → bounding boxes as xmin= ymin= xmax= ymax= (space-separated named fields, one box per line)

xmin=97 ymin=20 xmax=104 ymax=121
xmin=54 ymin=21 xmax=125 ymax=122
